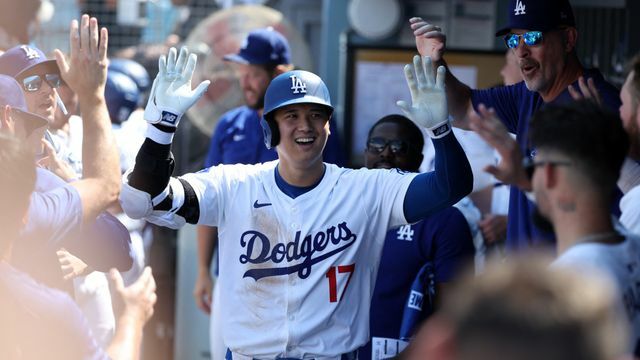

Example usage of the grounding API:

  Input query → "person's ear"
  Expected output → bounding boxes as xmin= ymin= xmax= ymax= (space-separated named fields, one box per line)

xmin=274 ymin=64 xmax=295 ymax=77
xmin=0 ymin=105 xmax=12 ymax=133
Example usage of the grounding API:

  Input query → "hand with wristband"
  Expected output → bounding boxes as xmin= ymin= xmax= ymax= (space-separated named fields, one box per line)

xmin=396 ymin=55 xmax=451 ymax=139
xmin=144 ymin=47 xmax=210 ymax=141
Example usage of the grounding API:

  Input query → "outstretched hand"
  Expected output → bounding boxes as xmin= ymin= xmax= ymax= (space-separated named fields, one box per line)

xmin=109 ymin=266 xmax=157 ymax=323
xmin=54 ymin=14 xmax=108 ymax=101
xmin=410 ymin=17 xmax=446 ymax=62
xmin=567 ymin=76 xmax=602 ymax=106
xmin=397 ymin=55 xmax=451 ymax=138
xmin=57 ymin=248 xmax=91 ymax=280
xmin=469 ymin=104 xmax=531 ymax=190
xmin=144 ymin=47 xmax=210 ymax=127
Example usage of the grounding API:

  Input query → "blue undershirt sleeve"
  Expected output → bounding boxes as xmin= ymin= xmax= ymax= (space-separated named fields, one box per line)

xmin=403 ymin=132 xmax=473 ymax=223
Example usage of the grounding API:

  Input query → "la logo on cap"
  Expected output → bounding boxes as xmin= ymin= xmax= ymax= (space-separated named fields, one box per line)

xmin=514 ymin=0 xmax=526 ymax=15
xmin=290 ymin=75 xmax=306 ymax=94
xmin=20 ymin=45 xmax=40 ymax=60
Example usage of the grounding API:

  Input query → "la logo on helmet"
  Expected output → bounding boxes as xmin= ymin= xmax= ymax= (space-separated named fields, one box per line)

xmin=290 ymin=75 xmax=307 ymax=94
xmin=20 ymin=45 xmax=40 ymax=60
xmin=514 ymin=0 xmax=526 ymax=15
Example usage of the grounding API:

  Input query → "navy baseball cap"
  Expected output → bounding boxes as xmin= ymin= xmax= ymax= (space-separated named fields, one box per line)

xmin=223 ymin=28 xmax=291 ymax=65
xmin=495 ymin=0 xmax=576 ymax=36
xmin=0 ymin=44 xmax=59 ymax=79
xmin=0 ymin=74 xmax=48 ymax=134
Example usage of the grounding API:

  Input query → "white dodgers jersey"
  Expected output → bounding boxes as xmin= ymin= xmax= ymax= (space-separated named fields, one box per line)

xmin=179 ymin=161 xmax=417 ymax=358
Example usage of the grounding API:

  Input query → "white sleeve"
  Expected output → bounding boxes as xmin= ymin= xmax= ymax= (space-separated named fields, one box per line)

xmin=120 ymin=165 xmax=226 ymax=229
xmin=361 ymin=168 xmax=417 ymax=230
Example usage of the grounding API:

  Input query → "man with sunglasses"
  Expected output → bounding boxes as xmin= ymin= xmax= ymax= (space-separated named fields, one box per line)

xmin=0 ymin=44 xmax=82 ymax=172
xmin=359 ymin=114 xmax=474 ymax=359
xmin=411 ymin=0 xmax=621 ymax=252
xmin=0 ymin=15 xmax=128 ymax=292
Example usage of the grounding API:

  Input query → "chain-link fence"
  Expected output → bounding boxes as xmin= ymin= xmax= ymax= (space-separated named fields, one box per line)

xmin=32 ymin=0 xmax=220 ymax=55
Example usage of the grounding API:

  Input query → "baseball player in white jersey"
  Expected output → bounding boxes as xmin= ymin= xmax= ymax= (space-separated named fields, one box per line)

xmin=120 ymin=47 xmax=473 ymax=359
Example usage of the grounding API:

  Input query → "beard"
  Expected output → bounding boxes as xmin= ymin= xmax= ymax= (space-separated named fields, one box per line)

xmin=531 ymin=207 xmax=556 ymax=234
xmin=245 ymin=87 xmax=266 ymax=110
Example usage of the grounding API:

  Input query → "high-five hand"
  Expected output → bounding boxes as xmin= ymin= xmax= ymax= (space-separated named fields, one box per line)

xmin=54 ymin=14 xmax=108 ymax=101
xmin=144 ymin=47 xmax=210 ymax=128
xmin=397 ymin=55 xmax=451 ymax=139
xmin=410 ymin=17 xmax=446 ymax=62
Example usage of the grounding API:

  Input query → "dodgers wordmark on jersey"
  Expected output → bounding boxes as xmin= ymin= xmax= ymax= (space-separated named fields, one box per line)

xmin=125 ymin=160 xmax=416 ymax=358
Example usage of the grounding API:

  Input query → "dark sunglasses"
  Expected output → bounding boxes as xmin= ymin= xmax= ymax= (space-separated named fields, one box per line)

xmin=367 ymin=137 xmax=417 ymax=156
xmin=522 ymin=157 xmax=572 ymax=180
xmin=504 ymin=31 xmax=543 ymax=49
xmin=20 ymin=73 xmax=62 ymax=92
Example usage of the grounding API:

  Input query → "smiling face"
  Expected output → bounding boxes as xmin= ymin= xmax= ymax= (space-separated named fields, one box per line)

xmin=20 ymin=74 xmax=58 ymax=124
xmin=364 ymin=121 xmax=423 ymax=172
xmin=273 ymin=103 xmax=330 ymax=169
xmin=511 ymin=28 xmax=570 ymax=95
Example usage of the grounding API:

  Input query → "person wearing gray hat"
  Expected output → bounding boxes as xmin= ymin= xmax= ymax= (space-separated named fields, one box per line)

xmin=409 ymin=0 xmax=621 ymax=253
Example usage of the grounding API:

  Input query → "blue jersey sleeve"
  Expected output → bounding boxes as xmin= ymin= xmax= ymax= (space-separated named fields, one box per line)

xmin=471 ymin=83 xmax=526 ymax=133
xmin=403 ymin=132 xmax=473 ymax=223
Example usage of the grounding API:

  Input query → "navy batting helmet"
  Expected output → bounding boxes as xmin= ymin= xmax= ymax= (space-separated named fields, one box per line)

xmin=105 ymin=70 xmax=140 ymax=125
xmin=261 ymin=70 xmax=333 ymax=149
xmin=108 ymin=58 xmax=151 ymax=95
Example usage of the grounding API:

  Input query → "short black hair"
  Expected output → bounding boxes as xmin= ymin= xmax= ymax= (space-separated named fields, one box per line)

xmin=529 ymin=101 xmax=628 ymax=192
xmin=368 ymin=114 xmax=425 ymax=153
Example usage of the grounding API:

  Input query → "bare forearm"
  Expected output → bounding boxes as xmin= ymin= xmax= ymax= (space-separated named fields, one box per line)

xmin=107 ymin=313 xmax=144 ymax=360
xmin=437 ymin=60 xmax=473 ymax=129
xmin=78 ymin=96 xmax=121 ymax=209
xmin=196 ymin=225 xmax=217 ymax=273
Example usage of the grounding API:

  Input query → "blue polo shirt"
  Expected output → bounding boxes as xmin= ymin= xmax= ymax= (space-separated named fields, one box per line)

xmin=359 ymin=207 xmax=474 ymax=360
xmin=204 ymin=106 xmax=346 ymax=168
xmin=471 ymin=69 xmax=621 ymax=251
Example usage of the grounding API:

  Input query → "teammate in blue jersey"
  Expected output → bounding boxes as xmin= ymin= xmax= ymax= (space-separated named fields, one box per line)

xmin=411 ymin=0 xmax=621 ymax=252
xmin=120 ymin=46 xmax=472 ymax=359
xmin=359 ymin=115 xmax=474 ymax=360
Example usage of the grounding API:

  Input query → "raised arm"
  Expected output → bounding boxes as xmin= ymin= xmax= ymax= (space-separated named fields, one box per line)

xmin=53 ymin=15 xmax=120 ymax=221
xmin=396 ymin=55 xmax=473 ymax=222
xmin=410 ymin=17 xmax=474 ymax=129
xmin=119 ymin=47 xmax=210 ymax=228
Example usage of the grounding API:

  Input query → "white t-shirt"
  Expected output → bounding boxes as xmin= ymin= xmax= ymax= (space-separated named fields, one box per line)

xmin=553 ymin=234 xmax=640 ymax=354
xmin=620 ymin=185 xmax=640 ymax=234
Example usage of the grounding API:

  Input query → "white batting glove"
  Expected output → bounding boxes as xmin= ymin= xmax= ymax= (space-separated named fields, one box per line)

xmin=144 ymin=47 xmax=210 ymax=128
xmin=397 ymin=55 xmax=451 ymax=139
